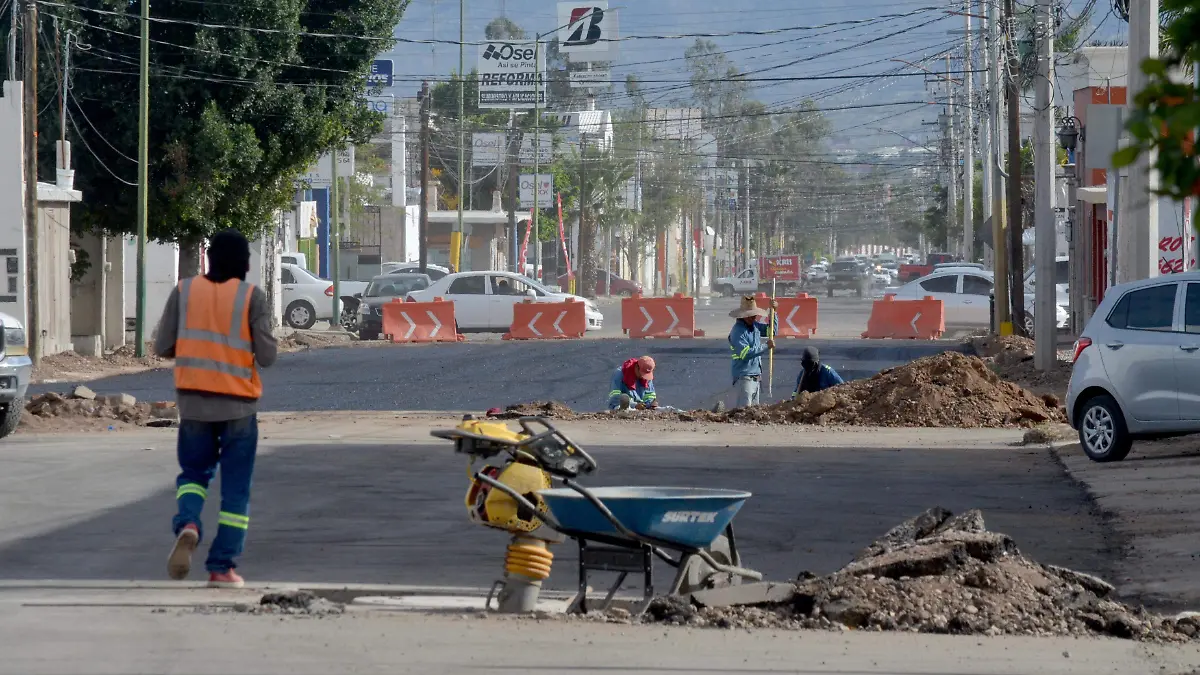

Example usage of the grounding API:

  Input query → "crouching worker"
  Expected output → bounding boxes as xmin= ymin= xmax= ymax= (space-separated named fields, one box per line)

xmin=608 ymin=356 xmax=657 ymax=410
xmin=792 ymin=346 xmax=844 ymax=398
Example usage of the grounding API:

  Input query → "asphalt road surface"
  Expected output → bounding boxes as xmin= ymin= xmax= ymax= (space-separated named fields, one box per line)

xmin=34 ymin=338 xmax=971 ymax=413
xmin=0 ymin=436 xmax=1118 ymax=600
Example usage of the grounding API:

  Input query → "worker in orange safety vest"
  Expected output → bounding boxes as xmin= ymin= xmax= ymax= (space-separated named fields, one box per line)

xmin=154 ymin=229 xmax=278 ymax=588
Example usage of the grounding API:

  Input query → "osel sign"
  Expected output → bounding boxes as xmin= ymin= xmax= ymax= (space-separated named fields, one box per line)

xmin=477 ymin=41 xmax=545 ymax=109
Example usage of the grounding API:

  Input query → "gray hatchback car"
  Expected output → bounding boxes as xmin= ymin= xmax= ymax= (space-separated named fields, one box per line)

xmin=1067 ymin=272 xmax=1200 ymax=462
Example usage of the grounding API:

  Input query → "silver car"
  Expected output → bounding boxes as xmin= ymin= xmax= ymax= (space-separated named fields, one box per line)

xmin=1066 ymin=272 xmax=1200 ymax=462
xmin=0 ymin=312 xmax=32 ymax=439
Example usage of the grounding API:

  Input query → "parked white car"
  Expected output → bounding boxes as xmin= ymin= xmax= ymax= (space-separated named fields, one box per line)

xmin=0 ymin=311 xmax=31 ymax=439
xmin=887 ymin=269 xmax=995 ymax=327
xmin=406 ymin=271 xmax=603 ymax=332
xmin=806 ymin=265 xmax=828 ymax=284
xmin=281 ymin=263 xmax=343 ymax=329
xmin=891 ymin=268 xmax=1069 ymax=333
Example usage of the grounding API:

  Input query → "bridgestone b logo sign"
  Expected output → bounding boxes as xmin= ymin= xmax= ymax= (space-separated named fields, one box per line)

xmin=477 ymin=40 xmax=544 ymax=109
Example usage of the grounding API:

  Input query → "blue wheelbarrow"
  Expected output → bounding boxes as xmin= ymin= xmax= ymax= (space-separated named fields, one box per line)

xmin=435 ymin=416 xmax=763 ymax=614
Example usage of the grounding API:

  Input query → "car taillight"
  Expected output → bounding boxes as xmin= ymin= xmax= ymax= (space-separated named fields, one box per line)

xmin=1071 ymin=337 xmax=1092 ymax=363
xmin=324 ymin=285 xmax=335 ymax=297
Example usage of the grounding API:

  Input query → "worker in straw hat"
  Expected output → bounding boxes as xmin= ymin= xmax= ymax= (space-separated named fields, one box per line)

xmin=608 ymin=356 xmax=658 ymax=410
xmin=728 ymin=296 xmax=777 ymax=409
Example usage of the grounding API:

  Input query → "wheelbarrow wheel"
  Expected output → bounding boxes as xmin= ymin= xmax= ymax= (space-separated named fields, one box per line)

xmin=670 ymin=534 xmax=743 ymax=596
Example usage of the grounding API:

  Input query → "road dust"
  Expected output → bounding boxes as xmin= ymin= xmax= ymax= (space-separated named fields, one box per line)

xmin=634 ymin=508 xmax=1200 ymax=641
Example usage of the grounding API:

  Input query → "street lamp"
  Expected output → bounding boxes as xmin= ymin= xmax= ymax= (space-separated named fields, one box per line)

xmin=1056 ymin=116 xmax=1083 ymax=153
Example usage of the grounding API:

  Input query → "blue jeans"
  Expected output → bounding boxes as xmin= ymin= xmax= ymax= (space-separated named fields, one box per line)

xmin=172 ymin=416 xmax=258 ymax=573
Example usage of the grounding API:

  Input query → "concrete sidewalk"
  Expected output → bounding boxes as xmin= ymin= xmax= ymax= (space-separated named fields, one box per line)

xmin=1 ymin=586 xmax=1197 ymax=675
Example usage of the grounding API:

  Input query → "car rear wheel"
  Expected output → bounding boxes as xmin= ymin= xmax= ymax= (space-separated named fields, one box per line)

xmin=1078 ymin=394 xmax=1132 ymax=462
xmin=620 ymin=289 xmax=635 ymax=298
xmin=285 ymin=300 xmax=317 ymax=330
xmin=360 ymin=330 xmax=380 ymax=341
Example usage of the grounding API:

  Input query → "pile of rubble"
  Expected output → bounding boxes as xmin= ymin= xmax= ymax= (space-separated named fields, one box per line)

xmin=33 ymin=345 xmax=162 ymax=383
xmin=969 ymin=335 xmax=1072 ymax=398
xmin=22 ymin=386 xmax=178 ymax=430
xmin=489 ymin=401 xmax=582 ymax=420
xmin=640 ymin=508 xmax=1200 ymax=641
xmin=195 ymin=590 xmax=345 ymax=617
xmin=691 ymin=352 xmax=1064 ymax=428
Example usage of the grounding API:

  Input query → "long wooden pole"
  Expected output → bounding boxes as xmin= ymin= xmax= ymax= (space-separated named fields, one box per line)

xmin=768 ymin=278 xmax=776 ymax=398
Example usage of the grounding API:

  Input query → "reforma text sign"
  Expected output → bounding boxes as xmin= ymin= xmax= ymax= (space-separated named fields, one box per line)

xmin=477 ymin=41 xmax=545 ymax=109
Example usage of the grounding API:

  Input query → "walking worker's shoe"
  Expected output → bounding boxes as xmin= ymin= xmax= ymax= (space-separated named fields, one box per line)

xmin=167 ymin=524 xmax=199 ymax=580
xmin=207 ymin=569 xmax=245 ymax=589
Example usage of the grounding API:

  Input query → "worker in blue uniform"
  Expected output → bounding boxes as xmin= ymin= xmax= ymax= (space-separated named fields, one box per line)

xmin=792 ymin=346 xmax=845 ymax=398
xmin=728 ymin=296 xmax=777 ymax=408
xmin=607 ymin=356 xmax=657 ymax=410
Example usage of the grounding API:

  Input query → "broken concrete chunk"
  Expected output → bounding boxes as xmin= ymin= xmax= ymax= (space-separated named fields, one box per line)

xmin=70 ymin=385 xmax=96 ymax=400
xmin=843 ymin=541 xmax=970 ymax=579
xmin=1043 ymin=564 xmax=1115 ymax=597
xmin=925 ymin=530 xmax=1017 ymax=563
xmin=855 ymin=506 xmax=952 ymax=560
xmin=932 ymin=509 xmax=986 ymax=535
xmin=690 ymin=581 xmax=797 ymax=609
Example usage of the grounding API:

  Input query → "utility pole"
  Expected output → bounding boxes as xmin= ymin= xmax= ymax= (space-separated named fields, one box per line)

xmin=945 ymin=55 xmax=958 ymax=255
xmin=418 ymin=81 xmax=430 ymax=274
xmin=579 ymin=133 xmax=590 ymax=294
xmin=990 ymin=0 xmax=1009 ymax=332
xmin=962 ymin=1 xmax=975 ymax=262
xmin=59 ymin=30 xmax=70 ymax=144
xmin=330 ymin=147 xmax=341 ymax=327
xmin=453 ymin=0 xmax=464 ymax=274
xmin=1005 ymin=0 xmax=1026 ymax=335
xmin=23 ymin=1 xmax=38 ymax=364
xmin=1033 ymin=0 xmax=1055 ymax=369
xmin=7 ymin=0 xmax=16 ymax=81
xmin=1121 ymin=0 xmax=1159 ymax=282
xmin=743 ymin=161 xmax=750 ymax=271
xmin=505 ymin=111 xmax=519 ymax=273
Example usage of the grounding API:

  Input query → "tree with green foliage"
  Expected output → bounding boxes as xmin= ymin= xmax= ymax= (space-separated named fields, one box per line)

xmin=1114 ymin=0 xmax=1199 ymax=204
xmin=26 ymin=0 xmax=407 ymax=251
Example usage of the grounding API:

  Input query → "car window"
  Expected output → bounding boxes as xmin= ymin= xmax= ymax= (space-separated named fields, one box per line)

xmin=919 ymin=275 xmax=958 ymax=294
xmin=447 ymin=275 xmax=487 ymax=295
xmin=492 ymin=276 xmax=544 ymax=296
xmin=1108 ymin=283 xmax=1177 ymax=331
xmin=738 ymin=269 xmax=754 ymax=279
xmin=962 ymin=275 xmax=993 ymax=296
xmin=281 ymin=269 xmax=296 ymax=285
xmin=1184 ymin=284 xmax=1200 ymax=334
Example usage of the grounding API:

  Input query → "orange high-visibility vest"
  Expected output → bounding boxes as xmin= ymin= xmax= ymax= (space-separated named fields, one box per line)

xmin=173 ymin=276 xmax=262 ymax=399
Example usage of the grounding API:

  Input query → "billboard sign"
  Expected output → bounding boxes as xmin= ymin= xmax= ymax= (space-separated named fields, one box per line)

xmin=300 ymin=147 xmax=355 ymax=188
xmin=557 ymin=2 xmax=618 ymax=60
xmin=368 ymin=60 xmax=393 ymax=88
xmin=570 ymin=69 xmax=610 ymax=88
xmin=472 ymin=133 xmax=505 ymax=166
xmin=477 ymin=41 xmax=545 ymax=109
xmin=519 ymin=173 xmax=554 ymax=209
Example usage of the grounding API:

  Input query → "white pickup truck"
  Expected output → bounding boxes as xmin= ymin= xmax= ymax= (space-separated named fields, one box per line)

xmin=713 ymin=256 xmax=804 ymax=297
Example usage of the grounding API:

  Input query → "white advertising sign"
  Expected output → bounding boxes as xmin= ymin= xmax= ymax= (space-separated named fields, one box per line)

xmin=557 ymin=2 xmax=618 ymax=60
xmin=519 ymin=135 xmax=553 ymax=164
xmin=519 ymin=173 xmax=554 ymax=209
xmin=300 ymin=147 xmax=355 ymax=188
xmin=472 ymin=133 xmax=505 ymax=166
xmin=477 ymin=41 xmax=545 ymax=109
xmin=569 ymin=69 xmax=611 ymax=88
xmin=362 ymin=94 xmax=394 ymax=117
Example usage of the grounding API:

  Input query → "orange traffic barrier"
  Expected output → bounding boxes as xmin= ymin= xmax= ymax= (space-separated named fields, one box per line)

xmin=861 ymin=294 xmax=945 ymax=339
xmin=621 ymin=293 xmax=704 ymax=339
xmin=503 ymin=299 xmax=586 ymax=340
xmin=754 ymin=292 xmax=818 ymax=338
xmin=381 ymin=297 xmax=464 ymax=343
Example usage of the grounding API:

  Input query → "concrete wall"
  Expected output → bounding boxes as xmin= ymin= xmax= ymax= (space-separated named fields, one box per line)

xmin=0 ymin=82 xmax=27 ymax=330
xmin=125 ymin=236 xmax=179 ymax=335
xmin=36 ymin=199 xmax=74 ymax=357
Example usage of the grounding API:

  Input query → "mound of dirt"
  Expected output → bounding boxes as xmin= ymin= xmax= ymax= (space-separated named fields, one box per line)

xmin=643 ymin=507 xmax=1200 ymax=641
xmin=489 ymin=401 xmax=581 ymax=420
xmin=969 ymin=335 xmax=1072 ymax=399
xmin=33 ymin=345 xmax=163 ymax=383
xmin=686 ymin=352 xmax=1064 ymax=428
xmin=21 ymin=390 xmax=178 ymax=432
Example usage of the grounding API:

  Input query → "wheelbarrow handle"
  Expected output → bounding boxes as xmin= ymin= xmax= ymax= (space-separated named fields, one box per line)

xmin=473 ymin=471 xmax=563 ymax=532
xmin=562 ymin=477 xmax=649 ymax=545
